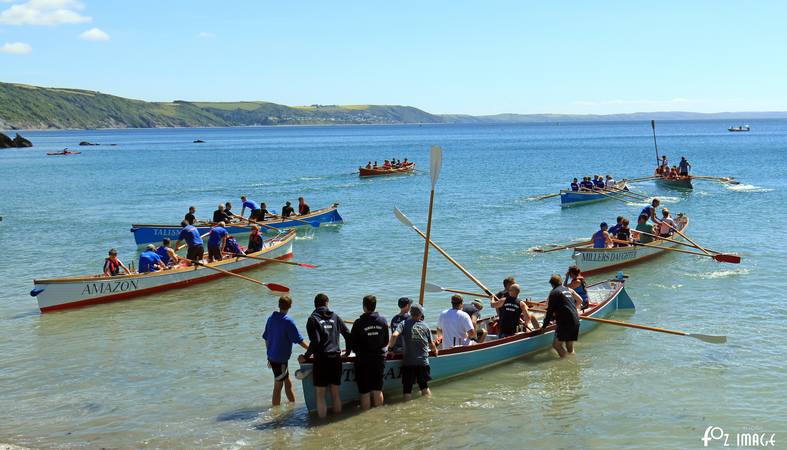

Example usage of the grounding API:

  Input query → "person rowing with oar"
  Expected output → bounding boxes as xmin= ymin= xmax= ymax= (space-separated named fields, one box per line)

xmin=240 ymin=195 xmax=263 ymax=221
xmin=156 ymin=237 xmax=180 ymax=268
xmin=223 ymin=234 xmax=245 ymax=256
xmin=175 ymin=220 xmax=204 ymax=263
xmin=247 ymin=225 xmax=263 ymax=253
xmin=212 ymin=204 xmax=231 ymax=224
xmin=298 ymin=197 xmax=310 ymax=215
xmin=570 ymin=178 xmax=579 ymax=191
xmin=641 ymin=198 xmax=661 ymax=225
xmin=184 ymin=206 xmax=197 ymax=225
xmin=207 ymin=222 xmax=228 ymax=263
xmin=103 ymin=248 xmax=131 ymax=276
xmin=541 ymin=274 xmax=583 ymax=358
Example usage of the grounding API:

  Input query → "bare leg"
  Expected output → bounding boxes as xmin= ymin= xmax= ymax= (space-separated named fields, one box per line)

xmin=359 ymin=393 xmax=371 ymax=410
xmin=372 ymin=390 xmax=384 ymax=407
xmin=530 ymin=314 xmax=541 ymax=331
xmin=421 ymin=387 xmax=431 ymax=396
xmin=315 ymin=386 xmax=327 ymax=418
xmin=553 ymin=338 xmax=567 ymax=358
xmin=566 ymin=341 xmax=575 ymax=354
xmin=330 ymin=385 xmax=342 ymax=414
xmin=272 ymin=381 xmax=283 ymax=406
xmin=283 ymin=376 xmax=295 ymax=402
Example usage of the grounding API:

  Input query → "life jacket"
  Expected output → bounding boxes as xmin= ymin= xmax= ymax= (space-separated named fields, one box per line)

xmin=156 ymin=246 xmax=170 ymax=265
xmin=247 ymin=232 xmax=263 ymax=252
xmin=593 ymin=230 xmax=608 ymax=248
xmin=498 ymin=296 xmax=523 ymax=335
xmin=104 ymin=257 xmax=120 ymax=276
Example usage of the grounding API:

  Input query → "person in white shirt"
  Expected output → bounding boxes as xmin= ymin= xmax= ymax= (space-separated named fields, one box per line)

xmin=605 ymin=175 xmax=616 ymax=189
xmin=437 ymin=295 xmax=476 ymax=349
xmin=658 ymin=208 xmax=677 ymax=237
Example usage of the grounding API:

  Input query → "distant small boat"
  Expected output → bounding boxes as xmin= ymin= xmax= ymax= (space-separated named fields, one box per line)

xmin=359 ymin=162 xmax=416 ymax=177
xmin=193 ymin=139 xmax=205 ymax=143
xmin=46 ymin=150 xmax=81 ymax=156
xmin=728 ymin=125 xmax=750 ymax=132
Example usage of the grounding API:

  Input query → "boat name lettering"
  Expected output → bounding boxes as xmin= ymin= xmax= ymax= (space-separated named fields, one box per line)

xmin=581 ymin=250 xmax=637 ymax=262
xmin=153 ymin=229 xmax=181 ymax=237
xmin=81 ymin=279 xmax=140 ymax=296
xmin=341 ymin=365 xmax=403 ymax=382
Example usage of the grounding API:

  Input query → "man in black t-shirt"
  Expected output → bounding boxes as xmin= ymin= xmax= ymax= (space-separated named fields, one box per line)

xmin=542 ymin=274 xmax=582 ymax=358
xmin=350 ymin=295 xmax=389 ymax=410
xmin=281 ymin=201 xmax=295 ymax=218
xmin=184 ymin=206 xmax=197 ymax=225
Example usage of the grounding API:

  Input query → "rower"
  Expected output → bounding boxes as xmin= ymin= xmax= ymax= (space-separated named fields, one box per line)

xmin=679 ymin=157 xmax=691 ymax=176
xmin=403 ymin=158 xmax=409 ymax=166
xmin=373 ymin=161 xmax=378 ymax=168
xmin=224 ymin=202 xmax=234 ymax=219
xmin=592 ymin=222 xmax=613 ymax=248
xmin=258 ymin=202 xmax=271 ymax=221
xmin=462 ymin=299 xmax=487 ymax=343
xmin=103 ymin=248 xmax=131 ymax=276
xmin=383 ymin=160 xmax=391 ymax=168
xmin=542 ymin=274 xmax=583 ymax=358
xmin=564 ymin=266 xmax=589 ymax=309
xmin=207 ymin=222 xmax=228 ymax=263
xmin=247 ymin=225 xmax=263 ymax=253
xmin=212 ymin=204 xmax=230 ymax=223
xmin=389 ymin=297 xmax=412 ymax=354
xmin=436 ymin=295 xmax=476 ymax=349
xmin=570 ymin=178 xmax=579 ymax=191
xmin=490 ymin=283 xmax=540 ymax=337
xmin=593 ymin=175 xmax=605 ymax=189
xmin=634 ymin=213 xmax=655 ymax=243
xmin=176 ymin=220 xmax=204 ymax=263
xmin=156 ymin=237 xmax=180 ymax=267
xmin=349 ymin=295 xmax=389 ymax=410
xmin=613 ymin=218 xmax=632 ymax=246
xmin=240 ymin=196 xmax=262 ymax=221
xmin=608 ymin=216 xmax=625 ymax=237
xmin=657 ymin=208 xmax=676 ymax=237
xmin=580 ymin=177 xmax=594 ymax=191
xmin=640 ymin=199 xmax=661 ymax=224
xmin=223 ymin=234 xmax=245 ymax=256
xmin=298 ymin=197 xmax=310 ymax=215
xmin=281 ymin=201 xmax=295 ymax=218
xmin=139 ymin=244 xmax=165 ymax=273
xmin=605 ymin=175 xmax=616 ymax=189
xmin=365 ymin=161 xmax=372 ymax=169
xmin=184 ymin=206 xmax=197 ymax=225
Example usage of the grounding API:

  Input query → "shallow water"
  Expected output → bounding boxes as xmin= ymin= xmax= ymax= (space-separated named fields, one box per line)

xmin=0 ymin=121 xmax=785 ymax=448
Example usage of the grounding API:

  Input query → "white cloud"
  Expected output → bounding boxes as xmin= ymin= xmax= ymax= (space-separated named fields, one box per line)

xmin=197 ymin=31 xmax=214 ymax=38
xmin=0 ymin=0 xmax=91 ymax=26
xmin=79 ymin=26 xmax=108 ymax=41
xmin=1 ymin=41 xmax=31 ymax=53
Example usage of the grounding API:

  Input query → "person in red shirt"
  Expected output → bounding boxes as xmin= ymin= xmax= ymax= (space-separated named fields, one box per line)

xmin=298 ymin=197 xmax=310 ymax=215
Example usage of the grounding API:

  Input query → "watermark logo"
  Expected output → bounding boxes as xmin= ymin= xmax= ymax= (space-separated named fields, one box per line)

xmin=701 ymin=426 xmax=777 ymax=447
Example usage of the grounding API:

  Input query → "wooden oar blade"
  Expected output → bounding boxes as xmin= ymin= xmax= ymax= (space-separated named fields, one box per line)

xmin=265 ymin=282 xmax=290 ymax=293
xmin=430 ymin=145 xmax=443 ymax=187
xmin=714 ymin=253 xmax=741 ymax=264
xmin=424 ymin=282 xmax=444 ymax=293
xmin=393 ymin=207 xmax=414 ymax=227
xmin=688 ymin=333 xmax=727 ymax=344
xmin=299 ymin=263 xmax=319 ymax=269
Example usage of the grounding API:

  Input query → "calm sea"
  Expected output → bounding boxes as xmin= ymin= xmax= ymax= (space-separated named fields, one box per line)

xmin=0 ymin=121 xmax=784 ymax=448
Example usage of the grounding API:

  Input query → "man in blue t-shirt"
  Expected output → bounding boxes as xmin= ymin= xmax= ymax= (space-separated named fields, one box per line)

xmin=207 ymin=222 xmax=228 ymax=262
xmin=138 ymin=244 xmax=165 ymax=273
xmin=175 ymin=221 xmax=205 ymax=262
xmin=240 ymin=195 xmax=262 ymax=221
xmin=262 ymin=295 xmax=309 ymax=405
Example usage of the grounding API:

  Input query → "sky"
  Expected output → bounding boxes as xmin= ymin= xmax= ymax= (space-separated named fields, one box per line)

xmin=1 ymin=0 xmax=786 ymax=115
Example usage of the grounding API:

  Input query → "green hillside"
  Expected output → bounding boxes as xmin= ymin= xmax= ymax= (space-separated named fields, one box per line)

xmin=0 ymin=82 xmax=444 ymax=129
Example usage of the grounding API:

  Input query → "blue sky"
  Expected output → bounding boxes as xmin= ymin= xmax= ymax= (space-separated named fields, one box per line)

xmin=1 ymin=0 xmax=786 ymax=115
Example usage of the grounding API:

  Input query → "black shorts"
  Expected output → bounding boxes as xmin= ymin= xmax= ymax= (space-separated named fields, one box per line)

xmin=555 ymin=321 xmax=580 ymax=342
xmin=313 ymin=356 xmax=343 ymax=387
xmin=269 ymin=359 xmax=289 ymax=382
xmin=354 ymin=356 xmax=385 ymax=394
xmin=401 ymin=365 xmax=431 ymax=394
xmin=186 ymin=244 xmax=204 ymax=262
xmin=207 ymin=245 xmax=222 ymax=261
xmin=250 ymin=209 xmax=262 ymax=221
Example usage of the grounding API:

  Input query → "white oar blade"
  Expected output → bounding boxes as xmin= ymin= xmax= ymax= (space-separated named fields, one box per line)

xmin=429 ymin=145 xmax=443 ymax=188
xmin=424 ymin=282 xmax=444 ymax=293
xmin=393 ymin=207 xmax=414 ymax=227
xmin=689 ymin=333 xmax=727 ymax=344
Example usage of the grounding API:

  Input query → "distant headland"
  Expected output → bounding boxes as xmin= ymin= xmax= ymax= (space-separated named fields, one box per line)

xmin=2 ymin=81 xmax=786 ymax=130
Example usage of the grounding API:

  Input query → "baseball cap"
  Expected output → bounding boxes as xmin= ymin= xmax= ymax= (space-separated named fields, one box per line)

xmin=398 ymin=297 xmax=412 ymax=308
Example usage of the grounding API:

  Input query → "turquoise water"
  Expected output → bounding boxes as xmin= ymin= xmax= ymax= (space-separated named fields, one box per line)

xmin=0 ymin=122 xmax=785 ymax=448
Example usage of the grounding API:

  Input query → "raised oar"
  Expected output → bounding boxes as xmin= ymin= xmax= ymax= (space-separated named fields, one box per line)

xmin=531 ymin=240 xmax=593 ymax=253
xmin=395 ymin=207 xmax=495 ymax=298
xmin=231 ymin=213 xmax=281 ymax=233
xmin=528 ymin=306 xmax=726 ymax=344
xmin=425 ymin=282 xmax=490 ymax=298
xmin=229 ymin=253 xmax=318 ymax=269
xmin=192 ymin=261 xmax=290 ymax=292
xmin=632 ymin=241 xmax=741 ymax=263
xmin=175 ymin=230 xmax=211 ymax=252
xmin=418 ymin=145 xmax=443 ymax=306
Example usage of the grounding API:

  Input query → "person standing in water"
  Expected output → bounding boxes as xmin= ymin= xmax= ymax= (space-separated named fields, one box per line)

xmin=542 ymin=274 xmax=583 ymax=358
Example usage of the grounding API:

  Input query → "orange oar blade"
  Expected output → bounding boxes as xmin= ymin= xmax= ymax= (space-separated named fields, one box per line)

xmin=265 ymin=283 xmax=290 ymax=293
xmin=714 ymin=254 xmax=741 ymax=264
xmin=299 ymin=263 xmax=319 ymax=269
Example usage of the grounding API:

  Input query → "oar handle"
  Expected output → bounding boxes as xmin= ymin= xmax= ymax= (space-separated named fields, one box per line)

xmin=231 ymin=213 xmax=279 ymax=232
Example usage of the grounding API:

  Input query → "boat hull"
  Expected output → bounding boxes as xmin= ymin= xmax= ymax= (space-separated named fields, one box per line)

xmin=31 ymin=231 xmax=295 ymax=312
xmin=359 ymin=163 xmax=416 ymax=177
xmin=560 ymin=182 xmax=629 ymax=207
xmin=296 ymin=280 xmax=634 ymax=412
xmin=571 ymin=219 xmax=689 ymax=275
xmin=130 ymin=204 xmax=342 ymax=247
xmin=656 ymin=177 xmax=693 ymax=190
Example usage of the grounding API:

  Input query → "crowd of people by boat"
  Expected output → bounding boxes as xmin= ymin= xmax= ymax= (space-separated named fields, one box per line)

xmin=655 ymin=155 xmax=692 ymax=179
xmin=261 ymin=272 xmax=587 ymax=418
xmin=590 ymin=198 xmax=687 ymax=249
xmin=569 ymin=174 xmax=618 ymax=191
xmin=362 ymin=158 xmax=411 ymax=170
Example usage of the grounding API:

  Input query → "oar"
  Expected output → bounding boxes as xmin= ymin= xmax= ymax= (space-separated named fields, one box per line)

xmin=175 ymin=230 xmax=211 ymax=252
xmin=529 ymin=306 xmax=725 ymax=344
xmin=229 ymin=252 xmax=318 ymax=269
xmin=635 ymin=230 xmax=725 ymax=254
xmin=531 ymin=240 xmax=593 ymax=253
xmin=532 ymin=192 xmax=561 ymax=201
xmin=418 ymin=145 xmax=442 ymax=306
xmin=651 ymin=119 xmax=660 ymax=168
xmin=192 ymin=261 xmax=290 ymax=292
xmin=632 ymin=241 xmax=741 ymax=263
xmin=395 ymin=208 xmax=495 ymax=298
xmin=592 ymin=189 xmax=638 ymax=204
xmin=231 ymin=213 xmax=281 ymax=233
xmin=627 ymin=175 xmax=661 ymax=183
xmin=425 ymin=282 xmax=490 ymax=298
xmin=664 ymin=222 xmax=713 ymax=256
xmin=266 ymin=210 xmax=320 ymax=228
xmin=691 ymin=175 xmax=741 ymax=185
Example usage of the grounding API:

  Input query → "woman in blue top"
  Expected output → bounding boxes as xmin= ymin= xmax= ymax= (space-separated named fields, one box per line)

xmin=565 ymin=265 xmax=589 ymax=309
xmin=592 ymin=222 xmax=612 ymax=248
